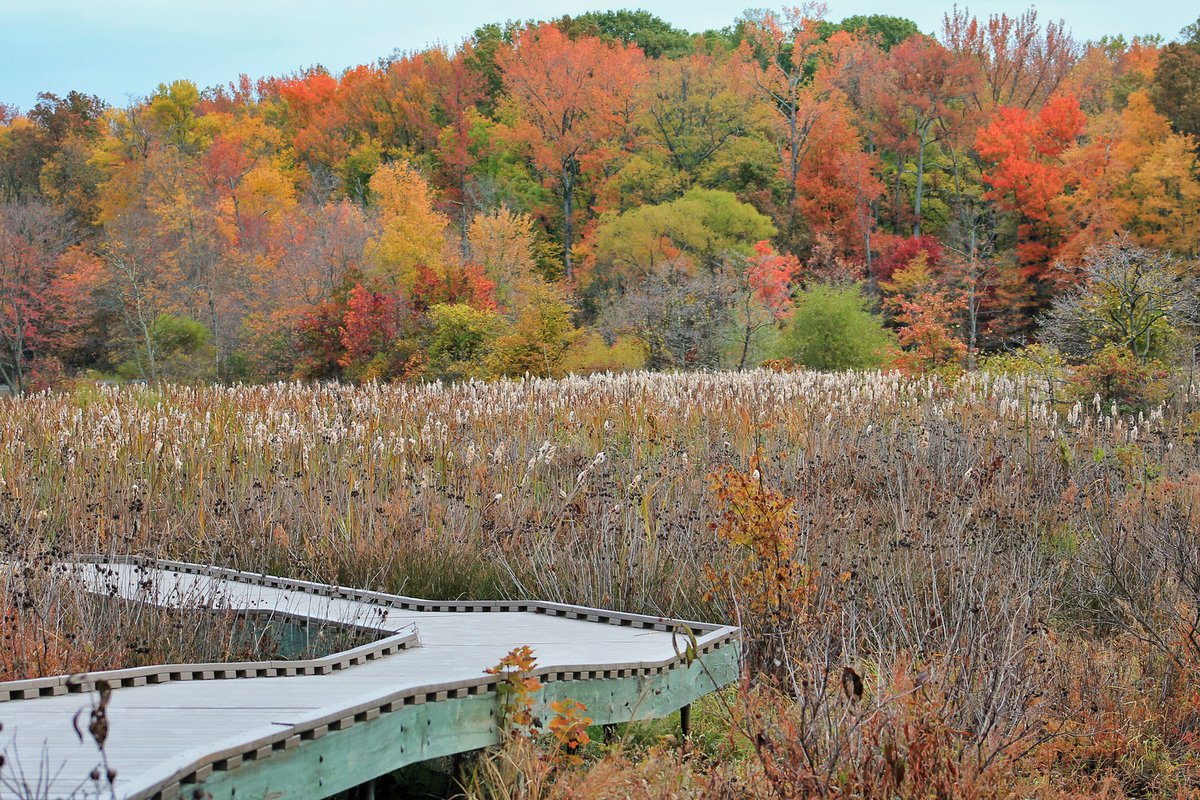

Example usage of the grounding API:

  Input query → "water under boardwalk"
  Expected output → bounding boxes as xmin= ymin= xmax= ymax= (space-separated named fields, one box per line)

xmin=0 ymin=558 xmax=740 ymax=800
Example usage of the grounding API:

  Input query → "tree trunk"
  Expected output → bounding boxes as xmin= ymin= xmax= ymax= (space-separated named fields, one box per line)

xmin=561 ymin=159 xmax=576 ymax=280
xmin=913 ymin=121 xmax=929 ymax=238
xmin=3 ymin=336 xmax=24 ymax=394
xmin=141 ymin=316 xmax=158 ymax=383
xmin=459 ymin=172 xmax=471 ymax=261
xmin=864 ymin=198 xmax=877 ymax=294
xmin=966 ymin=227 xmax=980 ymax=370
xmin=785 ymin=105 xmax=801 ymax=246
xmin=209 ymin=289 xmax=220 ymax=381
xmin=737 ymin=293 xmax=753 ymax=371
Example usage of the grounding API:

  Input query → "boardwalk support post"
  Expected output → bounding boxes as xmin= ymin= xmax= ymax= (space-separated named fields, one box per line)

xmin=680 ymin=704 xmax=691 ymax=738
xmin=603 ymin=723 xmax=618 ymax=744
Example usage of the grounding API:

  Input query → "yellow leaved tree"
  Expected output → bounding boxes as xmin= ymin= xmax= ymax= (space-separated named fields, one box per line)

xmin=365 ymin=161 xmax=449 ymax=294
xmin=468 ymin=206 xmax=538 ymax=311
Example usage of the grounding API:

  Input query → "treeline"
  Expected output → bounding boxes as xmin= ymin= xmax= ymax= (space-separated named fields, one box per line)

xmin=1 ymin=5 xmax=1199 ymax=393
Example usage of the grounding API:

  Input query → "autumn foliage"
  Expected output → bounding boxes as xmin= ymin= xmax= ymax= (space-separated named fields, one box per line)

xmin=1 ymin=7 xmax=1199 ymax=389
xmin=975 ymin=92 xmax=1087 ymax=305
xmin=7 ymin=8 xmax=1200 ymax=796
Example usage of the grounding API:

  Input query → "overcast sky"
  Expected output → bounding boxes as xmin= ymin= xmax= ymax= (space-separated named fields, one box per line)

xmin=2 ymin=1 xmax=1195 ymax=111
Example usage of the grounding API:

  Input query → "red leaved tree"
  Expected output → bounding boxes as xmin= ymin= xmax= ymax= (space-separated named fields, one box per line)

xmin=876 ymin=34 xmax=977 ymax=237
xmin=727 ymin=240 xmax=803 ymax=371
xmin=975 ymin=93 xmax=1086 ymax=312
xmin=0 ymin=202 xmax=94 ymax=392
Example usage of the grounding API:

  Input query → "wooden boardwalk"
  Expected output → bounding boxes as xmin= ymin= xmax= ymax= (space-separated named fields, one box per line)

xmin=0 ymin=558 xmax=740 ymax=800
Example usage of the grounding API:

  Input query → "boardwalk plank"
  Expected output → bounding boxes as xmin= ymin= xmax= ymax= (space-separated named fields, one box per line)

xmin=0 ymin=560 xmax=739 ymax=800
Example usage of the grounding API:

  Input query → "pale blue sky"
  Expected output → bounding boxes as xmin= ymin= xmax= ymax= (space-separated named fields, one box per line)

xmin=1 ymin=0 xmax=1195 ymax=111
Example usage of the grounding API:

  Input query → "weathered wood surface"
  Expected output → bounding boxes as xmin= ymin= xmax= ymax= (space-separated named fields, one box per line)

xmin=0 ymin=559 xmax=740 ymax=800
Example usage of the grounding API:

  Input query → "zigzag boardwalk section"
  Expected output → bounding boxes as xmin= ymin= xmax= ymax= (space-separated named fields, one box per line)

xmin=0 ymin=559 xmax=740 ymax=800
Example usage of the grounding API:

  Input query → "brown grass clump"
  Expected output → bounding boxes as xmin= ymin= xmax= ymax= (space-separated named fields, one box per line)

xmin=3 ymin=370 xmax=1200 ymax=795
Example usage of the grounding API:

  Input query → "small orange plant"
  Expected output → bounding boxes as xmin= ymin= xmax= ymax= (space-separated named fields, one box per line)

xmin=705 ymin=460 xmax=813 ymax=669
xmin=486 ymin=645 xmax=541 ymax=739
xmin=547 ymin=699 xmax=592 ymax=766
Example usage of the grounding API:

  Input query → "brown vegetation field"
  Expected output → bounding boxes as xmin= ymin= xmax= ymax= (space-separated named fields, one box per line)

xmin=3 ymin=370 xmax=1200 ymax=797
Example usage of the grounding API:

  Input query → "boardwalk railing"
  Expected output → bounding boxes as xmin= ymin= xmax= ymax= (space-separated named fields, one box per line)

xmin=0 ymin=558 xmax=741 ymax=800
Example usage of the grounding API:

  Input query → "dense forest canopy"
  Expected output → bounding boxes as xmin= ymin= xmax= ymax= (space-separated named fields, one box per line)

xmin=1 ymin=4 xmax=1198 ymax=393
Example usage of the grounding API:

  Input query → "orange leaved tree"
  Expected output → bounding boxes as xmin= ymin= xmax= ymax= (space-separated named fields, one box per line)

xmin=975 ymin=93 xmax=1086 ymax=312
xmin=497 ymin=23 xmax=646 ymax=279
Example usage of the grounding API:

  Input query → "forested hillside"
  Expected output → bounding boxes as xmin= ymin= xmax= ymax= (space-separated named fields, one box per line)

xmin=2 ymin=5 xmax=1199 ymax=392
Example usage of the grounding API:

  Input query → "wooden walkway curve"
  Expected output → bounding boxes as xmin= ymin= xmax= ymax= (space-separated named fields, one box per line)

xmin=0 ymin=558 xmax=741 ymax=800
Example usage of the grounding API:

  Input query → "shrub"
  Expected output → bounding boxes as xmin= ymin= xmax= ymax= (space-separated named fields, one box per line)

xmin=1067 ymin=344 xmax=1170 ymax=413
xmin=601 ymin=268 xmax=729 ymax=370
xmin=561 ymin=331 xmax=646 ymax=374
xmin=117 ymin=313 xmax=216 ymax=383
xmin=486 ymin=279 xmax=581 ymax=378
xmin=773 ymin=283 xmax=894 ymax=370
xmin=1040 ymin=238 xmax=1199 ymax=365
xmin=425 ymin=303 xmax=506 ymax=380
xmin=979 ymin=343 xmax=1066 ymax=379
